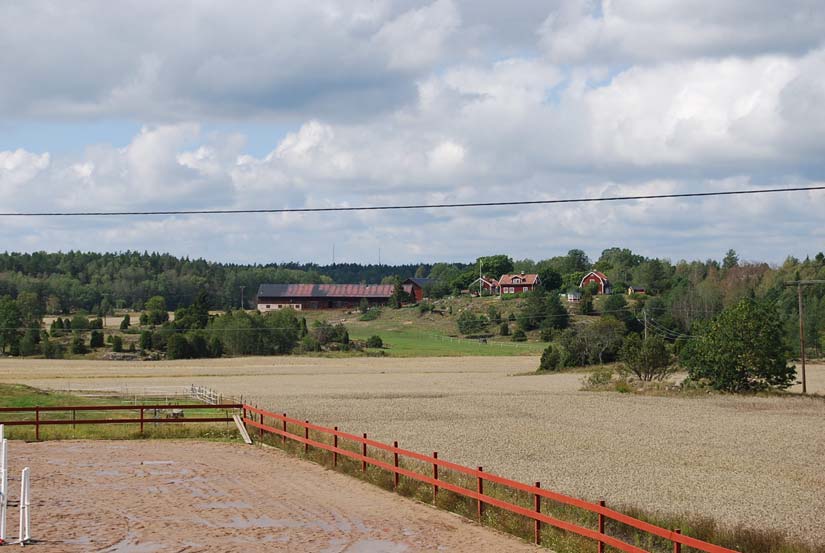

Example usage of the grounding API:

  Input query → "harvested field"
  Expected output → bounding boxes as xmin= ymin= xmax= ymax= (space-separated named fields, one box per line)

xmin=6 ymin=439 xmax=540 ymax=552
xmin=2 ymin=357 xmax=824 ymax=544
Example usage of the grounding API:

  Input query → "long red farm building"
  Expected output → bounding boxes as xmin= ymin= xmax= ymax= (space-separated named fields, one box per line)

xmin=256 ymin=283 xmax=394 ymax=311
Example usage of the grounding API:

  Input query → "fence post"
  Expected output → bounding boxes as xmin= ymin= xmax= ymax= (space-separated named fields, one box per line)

xmin=304 ymin=422 xmax=309 ymax=454
xmin=432 ymin=452 xmax=439 ymax=504
xmin=476 ymin=466 xmax=484 ymax=522
xmin=282 ymin=414 xmax=287 ymax=445
xmin=140 ymin=407 xmax=144 ymax=435
xmin=72 ymin=409 xmax=76 ymax=430
xmin=598 ymin=499 xmax=606 ymax=553
xmin=259 ymin=411 xmax=264 ymax=440
xmin=361 ymin=433 xmax=367 ymax=473
xmin=35 ymin=407 xmax=40 ymax=441
xmin=534 ymin=482 xmax=541 ymax=545
xmin=393 ymin=441 xmax=399 ymax=492
xmin=333 ymin=428 xmax=339 ymax=467
xmin=673 ymin=529 xmax=682 ymax=553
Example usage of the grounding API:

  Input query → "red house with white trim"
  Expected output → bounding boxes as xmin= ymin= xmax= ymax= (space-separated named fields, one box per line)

xmin=498 ymin=273 xmax=540 ymax=295
xmin=580 ymin=271 xmax=612 ymax=295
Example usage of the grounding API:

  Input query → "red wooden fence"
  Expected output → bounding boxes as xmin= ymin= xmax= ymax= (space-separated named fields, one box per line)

xmin=243 ymin=405 xmax=740 ymax=553
xmin=0 ymin=404 xmax=241 ymax=440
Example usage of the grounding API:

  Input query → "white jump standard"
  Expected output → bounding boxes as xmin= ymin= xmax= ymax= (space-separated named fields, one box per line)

xmin=0 ymin=425 xmax=32 ymax=547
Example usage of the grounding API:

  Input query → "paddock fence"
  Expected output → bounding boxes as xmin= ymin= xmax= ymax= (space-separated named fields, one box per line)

xmin=0 ymin=404 xmax=242 ymax=440
xmin=242 ymin=405 xmax=740 ymax=553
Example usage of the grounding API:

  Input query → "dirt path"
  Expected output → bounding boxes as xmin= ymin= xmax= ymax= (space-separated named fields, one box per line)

xmin=6 ymin=439 xmax=541 ymax=553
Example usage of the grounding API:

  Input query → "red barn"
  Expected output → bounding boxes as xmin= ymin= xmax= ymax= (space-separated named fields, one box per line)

xmin=580 ymin=271 xmax=612 ymax=295
xmin=498 ymin=273 xmax=540 ymax=295
xmin=402 ymin=278 xmax=435 ymax=302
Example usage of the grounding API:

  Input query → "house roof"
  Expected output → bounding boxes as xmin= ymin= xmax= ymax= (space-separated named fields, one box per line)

xmin=581 ymin=271 xmax=610 ymax=285
xmin=403 ymin=277 xmax=435 ymax=288
xmin=498 ymin=273 xmax=539 ymax=286
xmin=470 ymin=276 xmax=499 ymax=286
xmin=257 ymin=283 xmax=394 ymax=299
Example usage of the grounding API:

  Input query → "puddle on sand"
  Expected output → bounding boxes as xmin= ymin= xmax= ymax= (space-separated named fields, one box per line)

xmin=321 ymin=539 xmax=408 ymax=553
xmin=195 ymin=501 xmax=252 ymax=510
xmin=140 ymin=460 xmax=176 ymax=466
xmin=95 ymin=470 xmax=122 ymax=477
xmin=64 ymin=536 xmax=93 ymax=545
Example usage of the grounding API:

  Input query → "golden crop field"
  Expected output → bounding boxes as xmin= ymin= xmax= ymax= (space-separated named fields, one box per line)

xmin=1 ymin=356 xmax=823 ymax=544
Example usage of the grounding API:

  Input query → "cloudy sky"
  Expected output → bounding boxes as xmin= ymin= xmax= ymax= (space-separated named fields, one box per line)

xmin=1 ymin=1 xmax=824 ymax=265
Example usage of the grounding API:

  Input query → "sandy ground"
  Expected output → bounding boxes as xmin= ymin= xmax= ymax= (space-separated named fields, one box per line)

xmin=2 ymin=357 xmax=824 ymax=544
xmin=5 ymin=439 xmax=541 ymax=552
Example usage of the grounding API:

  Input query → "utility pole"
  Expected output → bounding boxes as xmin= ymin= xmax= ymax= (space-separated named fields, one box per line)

xmin=239 ymin=286 xmax=246 ymax=311
xmin=643 ymin=308 xmax=648 ymax=341
xmin=785 ymin=280 xmax=825 ymax=394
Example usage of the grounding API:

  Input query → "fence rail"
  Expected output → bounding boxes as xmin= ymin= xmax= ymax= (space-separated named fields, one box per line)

xmin=243 ymin=405 xmax=739 ymax=553
xmin=0 ymin=404 xmax=242 ymax=440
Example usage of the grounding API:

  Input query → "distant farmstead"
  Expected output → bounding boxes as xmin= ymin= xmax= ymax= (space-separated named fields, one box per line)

xmin=580 ymin=271 xmax=612 ymax=295
xmin=256 ymin=284 xmax=394 ymax=311
xmin=498 ymin=273 xmax=540 ymax=295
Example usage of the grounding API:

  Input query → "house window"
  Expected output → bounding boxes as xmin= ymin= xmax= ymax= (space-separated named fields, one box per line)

xmin=266 ymin=305 xmax=271 ymax=309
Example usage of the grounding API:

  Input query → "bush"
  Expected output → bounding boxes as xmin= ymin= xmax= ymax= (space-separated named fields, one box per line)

xmin=359 ymin=297 xmax=370 ymax=314
xmin=208 ymin=337 xmax=223 ymax=358
xmin=457 ymin=310 xmax=486 ymax=335
xmin=139 ymin=330 xmax=152 ymax=351
xmin=70 ymin=314 xmax=90 ymax=331
xmin=540 ymin=327 xmax=554 ymax=342
xmin=539 ymin=344 xmax=562 ymax=371
xmin=359 ymin=308 xmax=381 ymax=321
xmin=499 ymin=322 xmax=510 ymax=336
xmin=366 ymin=335 xmax=383 ymax=348
xmin=128 ymin=342 xmax=136 ymax=353
xmin=19 ymin=333 xmax=36 ymax=356
xmin=619 ymin=333 xmax=674 ymax=381
xmin=511 ymin=329 xmax=527 ymax=342
xmin=41 ymin=338 xmax=63 ymax=359
xmin=418 ymin=302 xmax=434 ymax=315
xmin=166 ymin=334 xmax=190 ymax=359
xmin=111 ymin=335 xmax=123 ymax=352
xmin=119 ymin=314 xmax=131 ymax=330
xmin=301 ymin=335 xmax=321 ymax=352
xmin=89 ymin=330 xmax=104 ymax=348
xmin=70 ymin=334 xmax=87 ymax=354
xmin=582 ymin=366 xmax=614 ymax=389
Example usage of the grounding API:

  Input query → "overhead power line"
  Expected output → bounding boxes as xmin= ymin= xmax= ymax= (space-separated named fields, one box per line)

xmin=0 ymin=185 xmax=823 ymax=217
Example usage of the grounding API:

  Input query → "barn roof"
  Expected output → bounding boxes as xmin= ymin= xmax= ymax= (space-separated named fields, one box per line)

xmin=498 ymin=273 xmax=539 ymax=286
xmin=257 ymin=283 xmax=394 ymax=299
xmin=403 ymin=277 xmax=435 ymax=287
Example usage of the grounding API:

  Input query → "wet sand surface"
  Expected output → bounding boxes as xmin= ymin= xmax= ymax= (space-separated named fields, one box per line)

xmin=7 ymin=439 xmax=541 ymax=552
